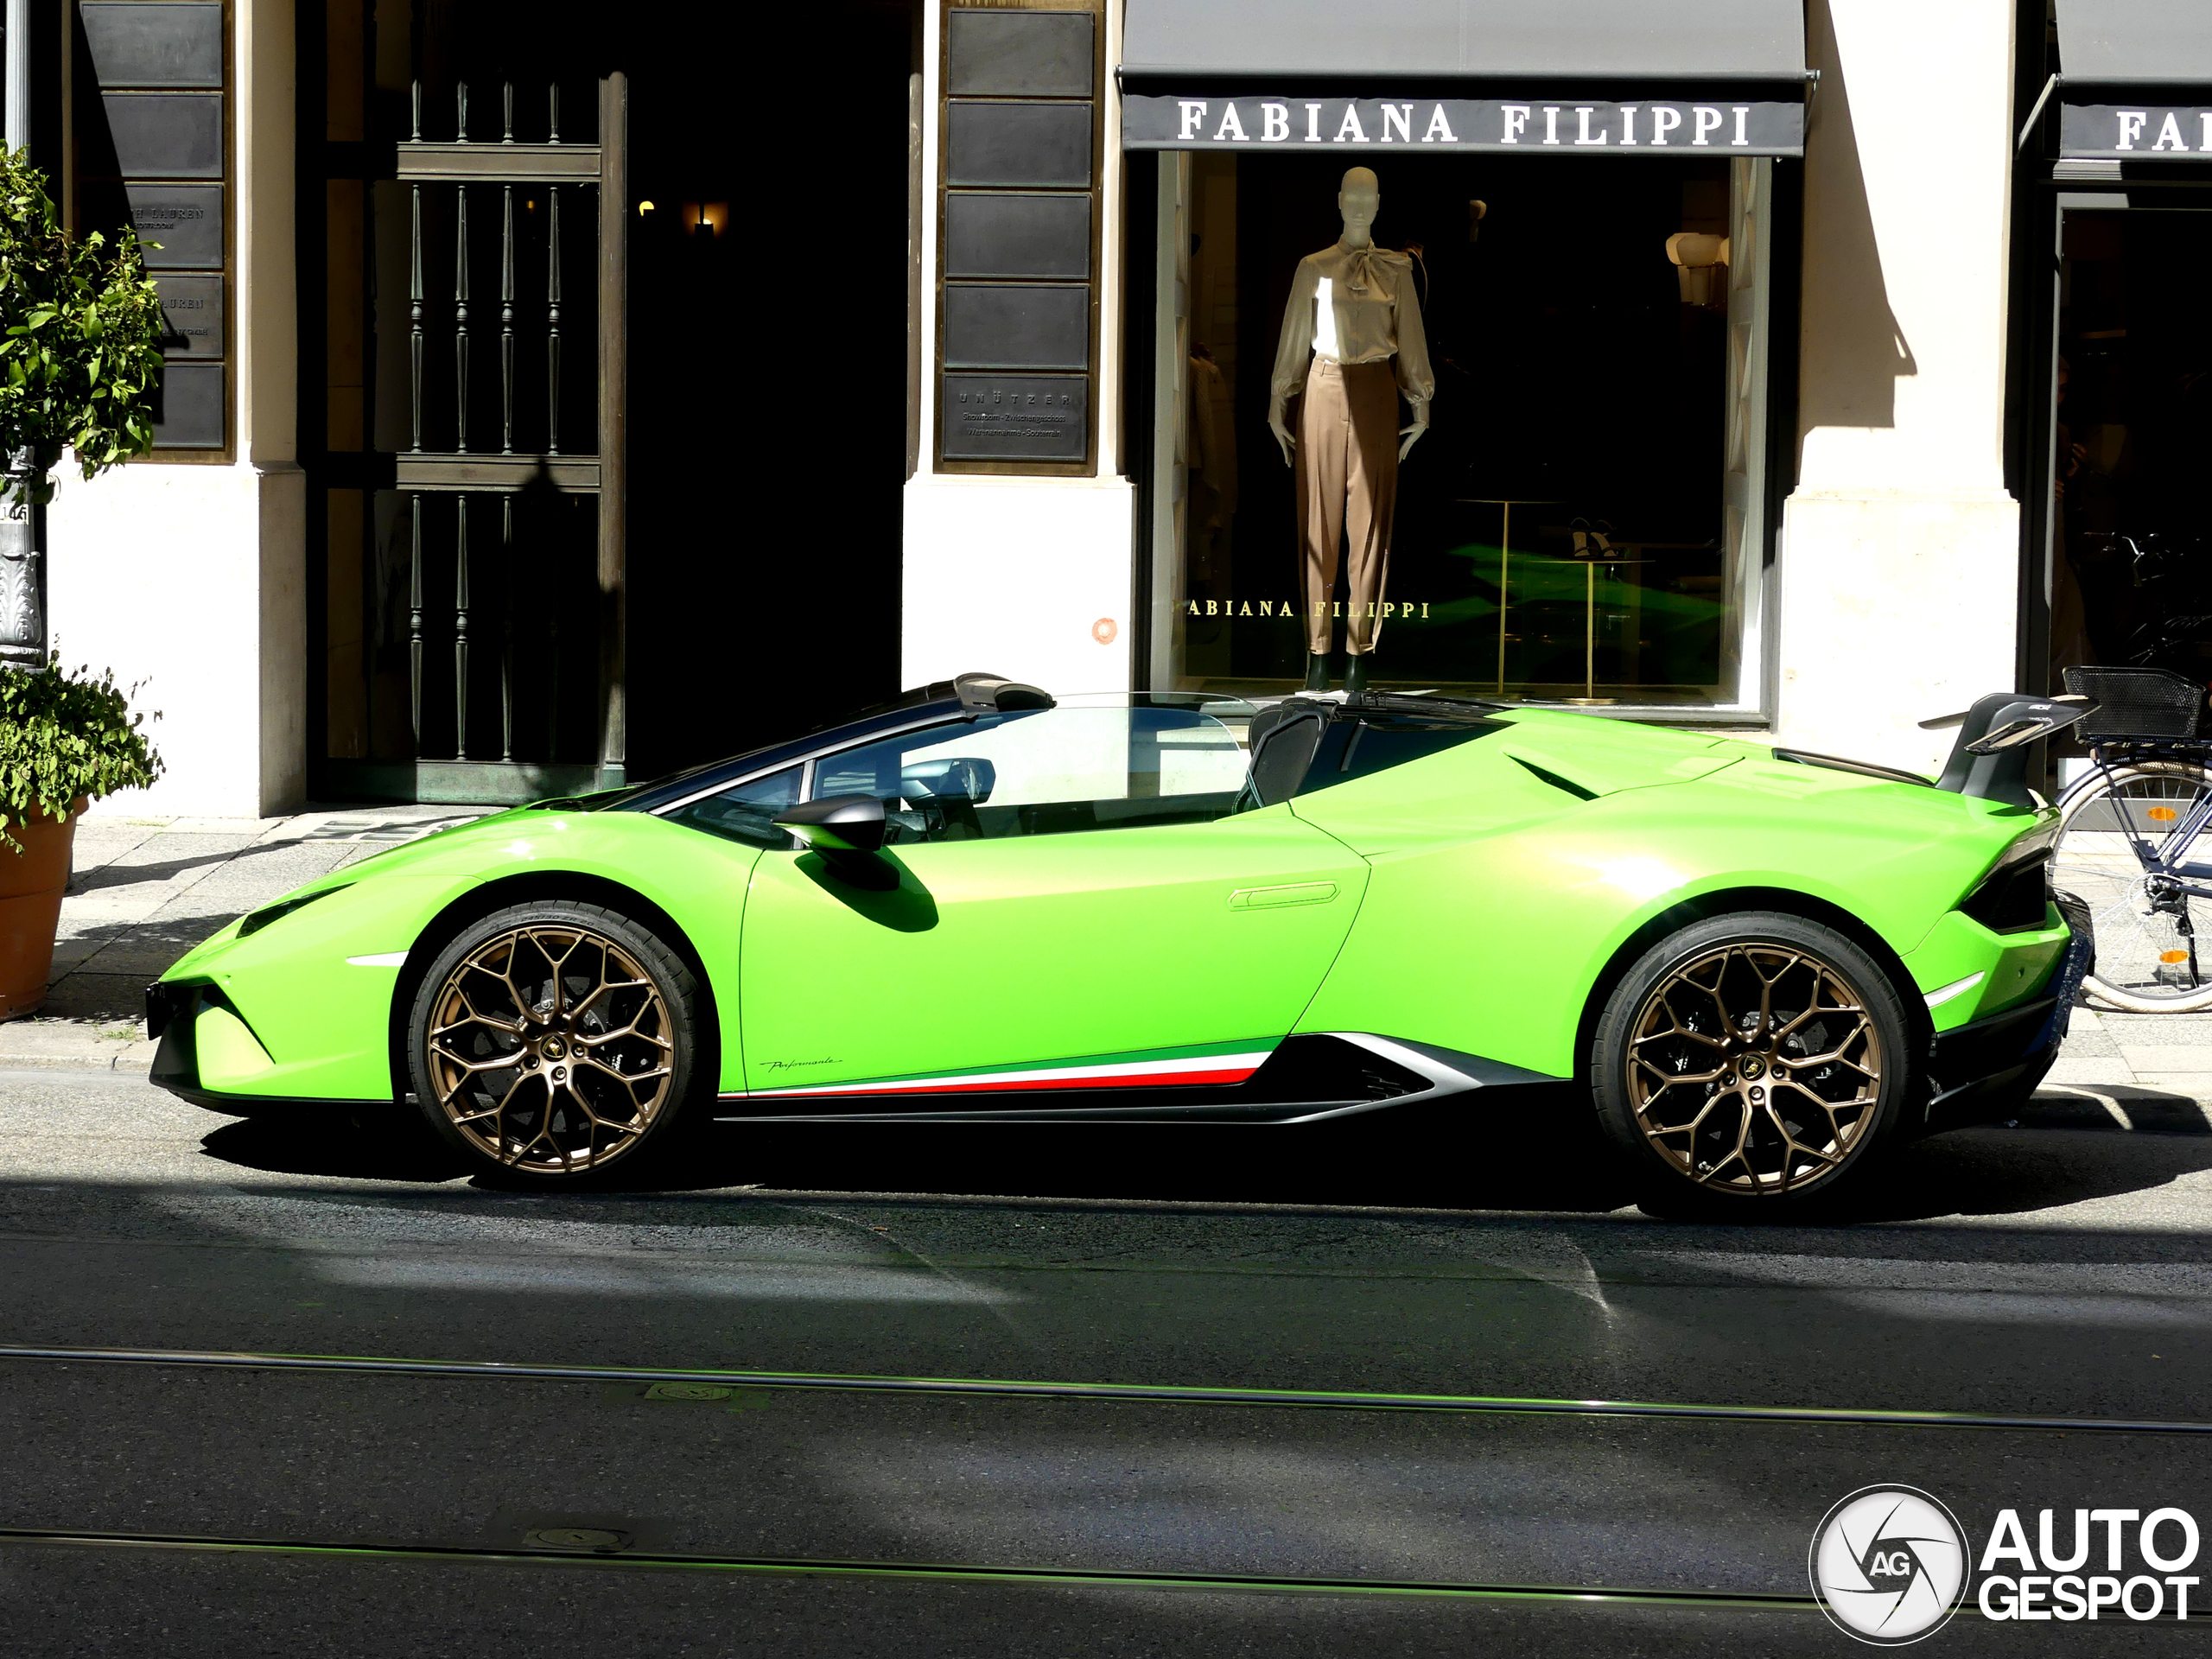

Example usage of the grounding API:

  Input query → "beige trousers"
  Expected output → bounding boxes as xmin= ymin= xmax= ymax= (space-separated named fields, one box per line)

xmin=1294 ymin=357 xmax=1399 ymax=656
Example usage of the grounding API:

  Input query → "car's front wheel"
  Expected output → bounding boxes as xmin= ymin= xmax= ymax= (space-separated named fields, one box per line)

xmin=406 ymin=901 xmax=703 ymax=1181
xmin=1591 ymin=912 xmax=1913 ymax=1211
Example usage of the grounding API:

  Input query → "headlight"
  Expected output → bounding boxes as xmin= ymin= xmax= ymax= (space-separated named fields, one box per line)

xmin=237 ymin=885 xmax=350 ymax=938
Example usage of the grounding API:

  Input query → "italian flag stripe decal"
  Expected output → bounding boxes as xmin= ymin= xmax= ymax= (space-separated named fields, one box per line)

xmin=739 ymin=1042 xmax=1275 ymax=1100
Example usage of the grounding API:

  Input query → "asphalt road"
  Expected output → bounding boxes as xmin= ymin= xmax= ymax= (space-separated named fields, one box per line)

xmin=3 ymin=1070 xmax=2212 ymax=1655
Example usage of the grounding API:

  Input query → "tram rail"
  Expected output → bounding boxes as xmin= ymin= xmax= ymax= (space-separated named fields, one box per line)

xmin=0 ymin=1341 xmax=2203 ymax=1436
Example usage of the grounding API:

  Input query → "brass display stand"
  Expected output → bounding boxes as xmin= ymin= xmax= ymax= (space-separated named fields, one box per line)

xmin=1456 ymin=499 xmax=1559 ymax=694
xmin=1567 ymin=555 xmax=1654 ymax=702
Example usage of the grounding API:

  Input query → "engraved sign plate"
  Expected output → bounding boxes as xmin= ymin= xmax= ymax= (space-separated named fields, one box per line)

xmin=125 ymin=185 xmax=224 ymax=268
xmin=152 ymin=275 xmax=223 ymax=359
xmin=151 ymin=361 xmax=226 ymax=448
xmin=944 ymin=283 xmax=1090 ymax=370
xmin=79 ymin=3 xmax=224 ymax=88
xmin=947 ymin=11 xmax=1092 ymax=99
xmin=100 ymin=92 xmax=225 ymax=177
xmin=945 ymin=194 xmax=1090 ymax=280
xmin=947 ymin=103 xmax=1093 ymax=187
xmin=940 ymin=374 xmax=1087 ymax=462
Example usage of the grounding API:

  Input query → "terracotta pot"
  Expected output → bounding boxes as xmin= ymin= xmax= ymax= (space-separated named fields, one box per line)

xmin=0 ymin=798 xmax=86 ymax=1020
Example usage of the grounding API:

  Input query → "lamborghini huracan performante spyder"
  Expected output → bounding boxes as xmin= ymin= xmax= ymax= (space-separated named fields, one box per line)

xmin=146 ymin=674 xmax=2091 ymax=1206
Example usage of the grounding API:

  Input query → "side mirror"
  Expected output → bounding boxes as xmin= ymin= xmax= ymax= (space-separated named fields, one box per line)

xmin=773 ymin=793 xmax=889 ymax=854
xmin=772 ymin=794 xmax=899 ymax=889
xmin=900 ymin=756 xmax=996 ymax=804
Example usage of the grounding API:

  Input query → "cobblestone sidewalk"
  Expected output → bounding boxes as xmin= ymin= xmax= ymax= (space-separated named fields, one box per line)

xmin=2045 ymin=1007 xmax=2212 ymax=1101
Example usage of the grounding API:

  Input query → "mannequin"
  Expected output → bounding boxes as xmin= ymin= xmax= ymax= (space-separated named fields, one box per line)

xmin=1268 ymin=166 xmax=1433 ymax=692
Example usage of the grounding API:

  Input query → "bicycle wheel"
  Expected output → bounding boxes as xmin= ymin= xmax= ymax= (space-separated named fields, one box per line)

xmin=2051 ymin=760 xmax=2212 ymax=1013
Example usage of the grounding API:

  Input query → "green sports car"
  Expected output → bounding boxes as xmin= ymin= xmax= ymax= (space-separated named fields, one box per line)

xmin=145 ymin=674 xmax=2090 ymax=1206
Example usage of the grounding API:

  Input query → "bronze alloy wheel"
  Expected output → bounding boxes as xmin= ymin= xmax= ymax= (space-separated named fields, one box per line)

xmin=424 ymin=923 xmax=677 ymax=1174
xmin=1624 ymin=942 xmax=1884 ymax=1194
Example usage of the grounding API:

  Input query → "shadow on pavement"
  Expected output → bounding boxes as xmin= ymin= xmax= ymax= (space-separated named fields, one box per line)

xmin=188 ymin=1084 xmax=2212 ymax=1225
xmin=194 ymin=1088 xmax=1636 ymax=1210
xmin=200 ymin=1107 xmax=471 ymax=1185
xmin=1834 ymin=1118 xmax=2212 ymax=1224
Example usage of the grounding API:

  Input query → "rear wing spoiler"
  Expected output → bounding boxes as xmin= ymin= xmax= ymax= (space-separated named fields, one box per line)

xmin=1924 ymin=693 xmax=2096 ymax=809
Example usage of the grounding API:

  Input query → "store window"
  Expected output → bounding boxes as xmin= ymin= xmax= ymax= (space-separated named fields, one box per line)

xmin=1147 ymin=152 xmax=1775 ymax=709
xmin=2047 ymin=206 xmax=2212 ymax=683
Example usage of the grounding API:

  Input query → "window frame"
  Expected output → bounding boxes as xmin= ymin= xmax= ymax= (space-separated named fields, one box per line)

xmin=798 ymin=697 xmax=1253 ymax=842
xmin=1125 ymin=149 xmax=1803 ymax=728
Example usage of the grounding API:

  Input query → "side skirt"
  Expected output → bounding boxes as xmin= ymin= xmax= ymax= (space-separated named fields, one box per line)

xmin=713 ymin=1034 xmax=1567 ymax=1125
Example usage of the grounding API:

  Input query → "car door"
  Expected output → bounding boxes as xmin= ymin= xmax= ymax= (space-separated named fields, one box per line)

xmin=731 ymin=697 xmax=1369 ymax=1108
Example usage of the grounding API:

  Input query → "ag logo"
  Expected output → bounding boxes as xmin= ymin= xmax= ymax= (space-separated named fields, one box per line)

xmin=1809 ymin=1486 xmax=1968 ymax=1645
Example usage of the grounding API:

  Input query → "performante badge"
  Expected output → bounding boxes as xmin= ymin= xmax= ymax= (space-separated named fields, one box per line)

xmin=1809 ymin=1486 xmax=1968 ymax=1645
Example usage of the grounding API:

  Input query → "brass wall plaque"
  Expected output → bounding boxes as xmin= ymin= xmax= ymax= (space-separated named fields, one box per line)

xmin=152 ymin=275 xmax=223 ymax=358
xmin=940 ymin=374 xmax=1087 ymax=461
xmin=100 ymin=93 xmax=225 ymax=177
xmin=150 ymin=362 xmax=226 ymax=447
xmin=79 ymin=3 xmax=223 ymax=88
xmin=125 ymin=184 xmax=224 ymax=268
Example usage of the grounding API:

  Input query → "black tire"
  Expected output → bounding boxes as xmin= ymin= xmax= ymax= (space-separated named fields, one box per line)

xmin=1590 ymin=911 xmax=1915 ymax=1213
xmin=405 ymin=900 xmax=705 ymax=1183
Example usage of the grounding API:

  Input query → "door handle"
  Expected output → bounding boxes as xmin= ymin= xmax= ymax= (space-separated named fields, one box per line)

xmin=1228 ymin=881 xmax=1338 ymax=911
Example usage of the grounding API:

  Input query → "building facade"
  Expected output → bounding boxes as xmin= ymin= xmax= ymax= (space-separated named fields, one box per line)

xmin=26 ymin=0 xmax=2201 ymax=812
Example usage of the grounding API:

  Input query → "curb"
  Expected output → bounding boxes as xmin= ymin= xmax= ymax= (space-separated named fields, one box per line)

xmin=0 ymin=1024 xmax=156 ymax=1075
xmin=0 ymin=1050 xmax=154 ymax=1074
xmin=2029 ymin=1085 xmax=2212 ymax=1128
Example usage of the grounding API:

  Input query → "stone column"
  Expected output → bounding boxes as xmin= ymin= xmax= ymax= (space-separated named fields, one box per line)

xmin=1777 ymin=0 xmax=2021 ymax=773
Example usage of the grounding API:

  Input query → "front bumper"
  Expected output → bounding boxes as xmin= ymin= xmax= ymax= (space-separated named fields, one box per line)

xmin=147 ymin=980 xmax=251 ymax=1114
xmin=1917 ymin=892 xmax=2094 ymax=1135
xmin=146 ymin=981 xmax=232 ymax=1113
xmin=145 ymin=980 xmax=387 ymax=1117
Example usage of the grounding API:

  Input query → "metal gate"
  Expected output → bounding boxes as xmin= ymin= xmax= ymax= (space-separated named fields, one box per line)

xmin=310 ymin=1 xmax=626 ymax=803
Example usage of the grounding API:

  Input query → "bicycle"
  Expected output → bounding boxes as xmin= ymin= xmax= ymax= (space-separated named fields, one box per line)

xmin=2049 ymin=664 xmax=2212 ymax=1012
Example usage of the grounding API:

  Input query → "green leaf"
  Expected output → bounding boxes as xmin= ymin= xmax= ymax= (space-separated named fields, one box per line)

xmin=0 ymin=151 xmax=162 ymax=475
xmin=0 ymin=655 xmax=163 ymax=852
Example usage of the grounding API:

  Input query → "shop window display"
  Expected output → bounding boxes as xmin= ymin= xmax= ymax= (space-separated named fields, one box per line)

xmin=2050 ymin=209 xmax=2212 ymax=686
xmin=1151 ymin=153 xmax=1771 ymax=707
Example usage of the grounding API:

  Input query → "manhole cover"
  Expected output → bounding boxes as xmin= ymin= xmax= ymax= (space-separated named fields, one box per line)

xmin=524 ymin=1526 xmax=632 ymax=1554
xmin=644 ymin=1382 xmax=733 ymax=1402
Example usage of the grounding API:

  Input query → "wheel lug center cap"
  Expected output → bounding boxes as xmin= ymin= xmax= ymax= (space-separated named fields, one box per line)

xmin=541 ymin=1036 xmax=567 ymax=1060
xmin=1738 ymin=1054 xmax=1766 ymax=1081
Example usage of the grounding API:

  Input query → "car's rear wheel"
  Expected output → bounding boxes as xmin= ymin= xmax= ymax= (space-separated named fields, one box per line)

xmin=1591 ymin=912 xmax=1912 ymax=1211
xmin=406 ymin=901 xmax=702 ymax=1181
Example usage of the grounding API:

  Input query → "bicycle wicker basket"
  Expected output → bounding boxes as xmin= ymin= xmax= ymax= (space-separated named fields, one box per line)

xmin=2063 ymin=664 xmax=2207 ymax=741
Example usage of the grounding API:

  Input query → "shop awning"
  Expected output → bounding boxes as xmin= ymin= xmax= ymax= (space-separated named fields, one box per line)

xmin=1121 ymin=0 xmax=1808 ymax=156
xmin=2056 ymin=0 xmax=2212 ymax=85
xmin=1122 ymin=0 xmax=1804 ymax=83
xmin=2053 ymin=0 xmax=2212 ymax=158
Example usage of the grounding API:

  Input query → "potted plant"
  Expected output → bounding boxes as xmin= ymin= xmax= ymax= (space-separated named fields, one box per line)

xmin=0 ymin=658 xmax=162 ymax=1015
xmin=0 ymin=151 xmax=168 ymax=1015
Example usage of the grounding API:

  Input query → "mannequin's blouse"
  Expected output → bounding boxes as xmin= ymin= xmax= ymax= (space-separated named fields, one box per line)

xmin=1268 ymin=241 xmax=1434 ymax=406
